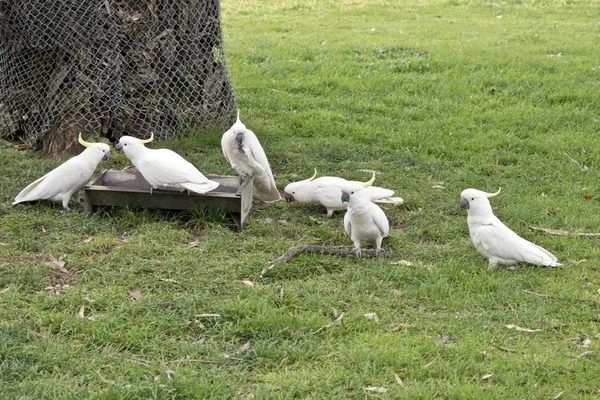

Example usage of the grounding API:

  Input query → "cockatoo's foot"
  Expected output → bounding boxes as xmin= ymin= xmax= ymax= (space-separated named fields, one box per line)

xmin=61 ymin=207 xmax=72 ymax=213
xmin=487 ymin=262 xmax=499 ymax=270
xmin=375 ymin=248 xmax=385 ymax=257
xmin=239 ymin=174 xmax=247 ymax=185
xmin=354 ymin=247 xmax=362 ymax=258
xmin=324 ymin=209 xmax=334 ymax=218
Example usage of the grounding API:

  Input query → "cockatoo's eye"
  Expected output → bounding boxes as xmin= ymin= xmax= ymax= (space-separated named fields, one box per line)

xmin=471 ymin=197 xmax=474 ymax=200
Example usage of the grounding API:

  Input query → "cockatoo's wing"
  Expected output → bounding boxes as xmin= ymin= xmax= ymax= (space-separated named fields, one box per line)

xmin=473 ymin=219 xmax=560 ymax=266
xmin=13 ymin=157 xmax=91 ymax=204
xmin=344 ymin=212 xmax=352 ymax=237
xmin=314 ymin=185 xmax=346 ymax=209
xmin=13 ymin=173 xmax=54 ymax=203
xmin=371 ymin=205 xmax=390 ymax=237
xmin=241 ymin=135 xmax=281 ymax=202
xmin=137 ymin=149 xmax=219 ymax=193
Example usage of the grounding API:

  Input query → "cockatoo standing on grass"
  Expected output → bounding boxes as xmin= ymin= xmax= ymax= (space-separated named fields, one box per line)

xmin=341 ymin=186 xmax=390 ymax=257
xmin=115 ymin=133 xmax=219 ymax=194
xmin=221 ymin=110 xmax=281 ymax=202
xmin=460 ymin=188 xmax=562 ymax=268
xmin=284 ymin=170 xmax=403 ymax=217
xmin=13 ymin=134 xmax=111 ymax=211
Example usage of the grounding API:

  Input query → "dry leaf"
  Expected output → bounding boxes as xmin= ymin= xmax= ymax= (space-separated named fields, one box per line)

xmin=394 ymin=373 xmax=404 ymax=386
xmin=391 ymin=260 xmax=414 ymax=266
xmin=582 ymin=338 xmax=592 ymax=348
xmin=240 ymin=280 xmax=255 ymax=287
xmin=279 ymin=287 xmax=284 ymax=301
xmin=165 ymin=369 xmax=175 ymax=379
xmin=423 ymin=359 xmax=435 ymax=369
xmin=44 ymin=255 xmax=68 ymax=274
xmin=431 ymin=185 xmax=445 ymax=190
xmin=314 ymin=312 xmax=344 ymax=334
xmin=159 ymin=278 xmax=179 ymax=283
xmin=197 ymin=313 xmax=221 ymax=318
xmin=185 ymin=241 xmax=199 ymax=248
xmin=77 ymin=304 xmax=86 ymax=318
xmin=129 ymin=288 xmax=142 ymax=301
xmin=364 ymin=312 xmax=380 ymax=322
xmin=392 ymin=289 xmax=403 ymax=296
xmin=364 ymin=387 xmax=389 ymax=393
xmin=553 ymin=391 xmax=564 ymax=399
xmin=391 ymin=322 xmax=413 ymax=331
xmin=0 ymin=287 xmax=9 ymax=294
xmin=505 ymin=324 xmax=542 ymax=333
xmin=481 ymin=373 xmax=494 ymax=380
xmin=332 ymin=308 xmax=339 ymax=319
xmin=239 ymin=342 xmax=251 ymax=353
xmin=154 ymin=373 xmax=161 ymax=381
xmin=575 ymin=350 xmax=593 ymax=359
xmin=41 ymin=226 xmax=47 ymax=233
xmin=83 ymin=236 xmax=95 ymax=243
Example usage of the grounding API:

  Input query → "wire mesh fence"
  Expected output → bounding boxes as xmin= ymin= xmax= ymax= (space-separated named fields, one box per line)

xmin=0 ymin=0 xmax=237 ymax=155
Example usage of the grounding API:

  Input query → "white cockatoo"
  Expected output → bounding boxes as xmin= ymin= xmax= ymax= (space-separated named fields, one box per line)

xmin=13 ymin=133 xmax=111 ymax=211
xmin=221 ymin=110 xmax=281 ymax=202
xmin=115 ymin=133 xmax=219 ymax=194
xmin=284 ymin=170 xmax=403 ymax=217
xmin=460 ymin=188 xmax=562 ymax=268
xmin=341 ymin=187 xmax=390 ymax=257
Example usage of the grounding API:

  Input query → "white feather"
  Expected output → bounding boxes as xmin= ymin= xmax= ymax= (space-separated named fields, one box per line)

xmin=461 ymin=188 xmax=562 ymax=268
xmin=343 ymin=188 xmax=390 ymax=257
xmin=221 ymin=111 xmax=280 ymax=202
xmin=117 ymin=136 xmax=219 ymax=194
xmin=13 ymin=143 xmax=111 ymax=210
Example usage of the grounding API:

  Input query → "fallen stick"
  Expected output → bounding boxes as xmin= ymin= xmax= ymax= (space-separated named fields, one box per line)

xmin=261 ymin=245 xmax=403 ymax=278
xmin=529 ymin=226 xmax=600 ymax=237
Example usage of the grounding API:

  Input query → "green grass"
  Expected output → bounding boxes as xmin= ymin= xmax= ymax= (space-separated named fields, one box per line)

xmin=2 ymin=0 xmax=600 ymax=398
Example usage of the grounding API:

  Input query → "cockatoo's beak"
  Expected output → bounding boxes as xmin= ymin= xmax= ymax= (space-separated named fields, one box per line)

xmin=341 ymin=192 xmax=350 ymax=203
xmin=114 ymin=142 xmax=123 ymax=154
xmin=102 ymin=152 xmax=111 ymax=161
xmin=460 ymin=198 xmax=469 ymax=209
xmin=285 ymin=194 xmax=295 ymax=202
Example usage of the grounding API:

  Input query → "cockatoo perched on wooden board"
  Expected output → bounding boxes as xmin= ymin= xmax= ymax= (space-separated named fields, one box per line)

xmin=342 ymin=186 xmax=390 ymax=257
xmin=13 ymin=134 xmax=111 ymax=211
xmin=221 ymin=110 xmax=281 ymax=202
xmin=115 ymin=133 xmax=219 ymax=194
xmin=460 ymin=188 xmax=562 ymax=269
xmin=284 ymin=170 xmax=403 ymax=217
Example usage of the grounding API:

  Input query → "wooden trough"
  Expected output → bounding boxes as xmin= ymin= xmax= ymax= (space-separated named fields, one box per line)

xmin=83 ymin=169 xmax=253 ymax=228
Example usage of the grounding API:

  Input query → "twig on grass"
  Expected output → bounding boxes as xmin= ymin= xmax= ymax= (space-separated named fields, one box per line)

xmin=261 ymin=245 xmax=404 ymax=278
xmin=490 ymin=343 xmax=517 ymax=353
xmin=529 ymin=226 xmax=600 ymax=237
xmin=162 ymin=359 xmax=220 ymax=365
xmin=522 ymin=289 xmax=551 ymax=298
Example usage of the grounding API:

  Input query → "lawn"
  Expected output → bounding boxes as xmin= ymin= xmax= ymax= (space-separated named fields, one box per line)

xmin=2 ymin=0 xmax=600 ymax=398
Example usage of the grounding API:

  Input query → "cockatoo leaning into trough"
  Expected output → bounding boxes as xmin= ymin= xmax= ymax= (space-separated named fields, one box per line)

xmin=460 ymin=188 xmax=562 ymax=269
xmin=341 ymin=185 xmax=390 ymax=258
xmin=284 ymin=170 xmax=403 ymax=217
xmin=115 ymin=133 xmax=219 ymax=194
xmin=13 ymin=133 xmax=111 ymax=211
xmin=221 ymin=110 xmax=281 ymax=202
